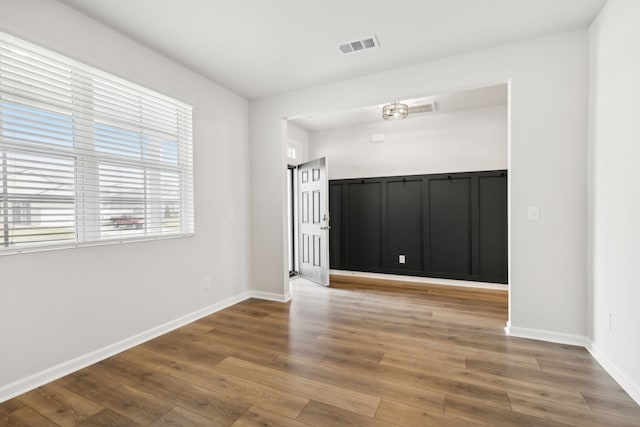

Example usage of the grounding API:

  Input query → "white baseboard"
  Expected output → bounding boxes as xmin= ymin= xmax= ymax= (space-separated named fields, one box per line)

xmin=506 ymin=325 xmax=588 ymax=347
xmin=248 ymin=290 xmax=292 ymax=302
xmin=586 ymin=340 xmax=640 ymax=405
xmin=0 ymin=289 xmax=289 ymax=403
xmin=330 ymin=269 xmax=508 ymax=291
xmin=5 ymin=288 xmax=639 ymax=410
xmin=503 ymin=326 xmax=639 ymax=405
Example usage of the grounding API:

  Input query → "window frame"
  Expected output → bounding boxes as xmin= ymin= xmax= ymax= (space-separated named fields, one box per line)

xmin=0 ymin=31 xmax=194 ymax=255
xmin=11 ymin=200 xmax=31 ymax=227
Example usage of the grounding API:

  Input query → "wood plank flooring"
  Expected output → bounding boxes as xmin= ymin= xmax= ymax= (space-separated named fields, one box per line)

xmin=2 ymin=275 xmax=639 ymax=426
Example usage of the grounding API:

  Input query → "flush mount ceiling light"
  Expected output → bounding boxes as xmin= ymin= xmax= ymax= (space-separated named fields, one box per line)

xmin=382 ymin=102 xmax=409 ymax=120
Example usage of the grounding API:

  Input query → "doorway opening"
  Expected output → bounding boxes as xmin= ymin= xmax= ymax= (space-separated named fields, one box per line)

xmin=284 ymin=82 xmax=510 ymax=314
xmin=287 ymin=165 xmax=297 ymax=277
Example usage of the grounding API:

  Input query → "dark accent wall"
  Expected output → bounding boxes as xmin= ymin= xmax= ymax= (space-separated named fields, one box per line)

xmin=329 ymin=170 xmax=508 ymax=284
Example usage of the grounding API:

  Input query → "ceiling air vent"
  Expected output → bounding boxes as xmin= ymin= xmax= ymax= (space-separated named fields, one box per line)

xmin=338 ymin=35 xmax=379 ymax=55
xmin=409 ymin=102 xmax=437 ymax=114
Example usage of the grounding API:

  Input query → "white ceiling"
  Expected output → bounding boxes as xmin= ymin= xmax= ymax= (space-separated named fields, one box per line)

xmin=289 ymin=84 xmax=508 ymax=132
xmin=58 ymin=0 xmax=606 ymax=100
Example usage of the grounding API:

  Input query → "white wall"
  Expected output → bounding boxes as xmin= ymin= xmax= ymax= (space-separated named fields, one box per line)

xmin=250 ymin=30 xmax=588 ymax=341
xmin=587 ymin=0 xmax=640 ymax=402
xmin=0 ymin=0 xmax=250 ymax=399
xmin=309 ymin=105 xmax=507 ymax=180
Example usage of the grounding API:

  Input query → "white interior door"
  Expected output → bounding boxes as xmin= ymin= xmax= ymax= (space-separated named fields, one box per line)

xmin=297 ymin=157 xmax=329 ymax=286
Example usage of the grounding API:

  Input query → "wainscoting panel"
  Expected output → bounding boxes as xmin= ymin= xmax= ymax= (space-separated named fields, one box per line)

xmin=478 ymin=174 xmax=508 ymax=282
xmin=428 ymin=175 xmax=473 ymax=277
xmin=346 ymin=181 xmax=382 ymax=270
xmin=329 ymin=170 xmax=507 ymax=284
xmin=386 ymin=178 xmax=423 ymax=273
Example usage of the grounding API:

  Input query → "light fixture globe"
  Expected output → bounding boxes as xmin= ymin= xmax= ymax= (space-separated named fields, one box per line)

xmin=382 ymin=102 xmax=408 ymax=120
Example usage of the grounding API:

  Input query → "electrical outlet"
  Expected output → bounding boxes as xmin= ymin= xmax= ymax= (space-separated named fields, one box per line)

xmin=202 ymin=277 xmax=211 ymax=291
xmin=399 ymin=255 xmax=406 ymax=264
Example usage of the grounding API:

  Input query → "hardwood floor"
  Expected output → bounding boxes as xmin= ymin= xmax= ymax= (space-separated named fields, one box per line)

xmin=2 ymin=275 xmax=639 ymax=426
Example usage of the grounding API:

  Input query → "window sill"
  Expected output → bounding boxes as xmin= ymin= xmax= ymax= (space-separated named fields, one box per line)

xmin=0 ymin=233 xmax=196 ymax=256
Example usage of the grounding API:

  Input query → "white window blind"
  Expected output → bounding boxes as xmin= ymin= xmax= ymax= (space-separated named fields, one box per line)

xmin=0 ymin=31 xmax=194 ymax=254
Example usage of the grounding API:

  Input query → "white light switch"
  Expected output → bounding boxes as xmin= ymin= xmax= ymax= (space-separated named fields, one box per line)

xmin=527 ymin=206 xmax=540 ymax=221
xmin=399 ymin=255 xmax=406 ymax=264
